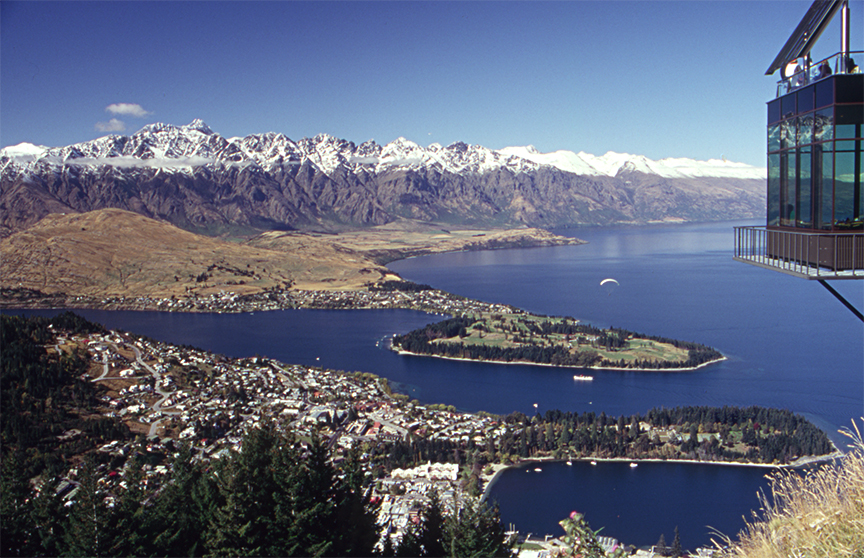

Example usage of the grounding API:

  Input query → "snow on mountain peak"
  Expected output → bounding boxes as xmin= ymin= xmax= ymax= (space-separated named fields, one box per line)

xmin=0 ymin=142 xmax=50 ymax=163
xmin=497 ymin=147 xmax=765 ymax=179
xmin=1 ymin=121 xmax=765 ymax=180
xmin=186 ymin=119 xmax=214 ymax=134
xmin=136 ymin=122 xmax=174 ymax=135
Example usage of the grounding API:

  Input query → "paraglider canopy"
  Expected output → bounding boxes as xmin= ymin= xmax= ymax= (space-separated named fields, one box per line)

xmin=600 ymin=278 xmax=619 ymax=296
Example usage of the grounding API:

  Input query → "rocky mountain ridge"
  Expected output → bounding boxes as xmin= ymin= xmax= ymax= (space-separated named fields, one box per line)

xmin=1 ymin=120 xmax=766 ymax=237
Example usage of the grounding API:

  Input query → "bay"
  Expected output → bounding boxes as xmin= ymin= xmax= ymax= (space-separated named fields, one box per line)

xmin=8 ymin=219 xmax=862 ymax=550
xmin=490 ymin=460 xmax=773 ymax=551
xmin=388 ymin=219 xmax=863 ymax=441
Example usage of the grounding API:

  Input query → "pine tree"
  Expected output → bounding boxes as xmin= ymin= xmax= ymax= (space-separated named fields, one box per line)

xmin=395 ymin=490 xmax=445 ymax=557
xmin=418 ymin=490 xmax=447 ymax=557
xmin=206 ymin=426 xmax=282 ymax=556
xmin=63 ymin=455 xmax=112 ymax=556
xmin=29 ymin=475 xmax=66 ymax=556
xmin=150 ymin=442 xmax=217 ymax=556
xmin=395 ymin=526 xmax=422 ymax=557
xmin=396 ymin=495 xmax=515 ymax=558
xmin=280 ymin=432 xmax=339 ymax=557
xmin=655 ymin=533 xmax=668 ymax=556
xmin=671 ymin=526 xmax=683 ymax=557
xmin=331 ymin=447 xmax=381 ymax=556
xmin=379 ymin=529 xmax=396 ymax=557
xmin=150 ymin=443 xmax=196 ymax=554
xmin=444 ymin=498 xmax=514 ymax=558
xmin=105 ymin=456 xmax=146 ymax=556
xmin=0 ymin=449 xmax=37 ymax=556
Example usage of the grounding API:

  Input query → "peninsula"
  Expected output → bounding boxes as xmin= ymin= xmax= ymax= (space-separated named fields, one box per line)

xmin=392 ymin=312 xmax=724 ymax=371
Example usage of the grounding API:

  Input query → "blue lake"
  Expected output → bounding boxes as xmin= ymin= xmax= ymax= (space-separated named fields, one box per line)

xmin=9 ymin=219 xmax=862 ymax=549
xmin=490 ymin=460 xmax=774 ymax=551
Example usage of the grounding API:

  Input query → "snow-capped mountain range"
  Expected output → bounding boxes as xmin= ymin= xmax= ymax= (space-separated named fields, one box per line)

xmin=1 ymin=119 xmax=764 ymax=180
xmin=1 ymin=120 xmax=766 ymax=237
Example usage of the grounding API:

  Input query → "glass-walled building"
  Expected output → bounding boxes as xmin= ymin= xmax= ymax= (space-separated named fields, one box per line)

xmin=734 ymin=0 xmax=864 ymax=281
xmin=766 ymin=70 xmax=863 ymax=231
xmin=735 ymin=0 xmax=862 ymax=316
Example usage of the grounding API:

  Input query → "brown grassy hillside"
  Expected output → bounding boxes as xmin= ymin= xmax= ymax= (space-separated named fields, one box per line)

xmin=0 ymin=209 xmax=396 ymax=297
xmin=1 ymin=209 xmax=581 ymax=300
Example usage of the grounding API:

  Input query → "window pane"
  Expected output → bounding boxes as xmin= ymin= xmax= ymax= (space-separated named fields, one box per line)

xmin=768 ymin=153 xmax=780 ymax=226
xmin=859 ymin=162 xmax=864 ymax=229
xmin=782 ymin=151 xmax=796 ymax=226
xmin=797 ymin=148 xmax=812 ymax=227
xmin=815 ymin=77 xmax=834 ymax=108
xmin=798 ymin=113 xmax=813 ymax=145
xmin=782 ymin=119 xmax=796 ymax=149
xmin=820 ymin=148 xmax=833 ymax=230
xmin=768 ymin=124 xmax=781 ymax=152
xmin=768 ymin=100 xmax=781 ymax=124
xmin=781 ymin=94 xmax=796 ymax=119
xmin=834 ymin=151 xmax=855 ymax=228
xmin=836 ymin=124 xmax=857 ymax=139
xmin=815 ymin=108 xmax=833 ymax=142
xmin=835 ymin=75 xmax=864 ymax=104
xmin=797 ymin=85 xmax=815 ymax=113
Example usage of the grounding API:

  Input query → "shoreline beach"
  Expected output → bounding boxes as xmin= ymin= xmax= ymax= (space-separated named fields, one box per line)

xmin=392 ymin=346 xmax=727 ymax=373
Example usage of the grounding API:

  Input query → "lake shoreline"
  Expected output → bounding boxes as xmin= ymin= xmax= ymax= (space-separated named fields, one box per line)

xmin=391 ymin=346 xmax=727 ymax=372
xmin=480 ymin=450 xmax=845 ymax=503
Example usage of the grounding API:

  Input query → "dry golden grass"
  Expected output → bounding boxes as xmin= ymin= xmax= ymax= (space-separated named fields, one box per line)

xmin=716 ymin=420 xmax=864 ymax=558
xmin=0 ymin=209 xmax=397 ymax=296
xmin=1 ymin=209 xmax=580 ymax=299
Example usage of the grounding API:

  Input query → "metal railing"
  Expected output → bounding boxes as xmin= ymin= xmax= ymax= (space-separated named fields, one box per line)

xmin=776 ymin=51 xmax=863 ymax=97
xmin=734 ymin=226 xmax=864 ymax=279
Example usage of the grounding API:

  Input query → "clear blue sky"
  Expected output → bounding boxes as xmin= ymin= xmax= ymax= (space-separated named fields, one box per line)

xmin=2 ymin=1 xmax=862 ymax=167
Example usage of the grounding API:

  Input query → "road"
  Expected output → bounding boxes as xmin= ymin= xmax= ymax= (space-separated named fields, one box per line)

xmin=127 ymin=344 xmax=180 ymax=438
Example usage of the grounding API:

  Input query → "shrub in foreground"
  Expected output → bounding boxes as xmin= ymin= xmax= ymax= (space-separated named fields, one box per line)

xmin=716 ymin=419 xmax=864 ymax=558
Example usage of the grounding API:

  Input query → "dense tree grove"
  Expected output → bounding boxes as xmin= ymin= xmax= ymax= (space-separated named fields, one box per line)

xmin=2 ymin=425 xmax=514 ymax=557
xmin=395 ymin=490 xmax=514 ymax=557
xmin=392 ymin=316 xmax=723 ymax=369
xmin=384 ymin=405 xmax=833 ymax=469
xmin=1 ymin=313 xmax=124 ymax=479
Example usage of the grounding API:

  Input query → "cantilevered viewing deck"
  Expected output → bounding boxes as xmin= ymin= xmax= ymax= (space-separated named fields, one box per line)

xmin=734 ymin=225 xmax=864 ymax=279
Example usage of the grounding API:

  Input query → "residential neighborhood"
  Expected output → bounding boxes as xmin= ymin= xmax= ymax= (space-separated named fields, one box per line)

xmin=2 ymin=284 xmax=522 ymax=317
xmin=39 ymin=324 xmax=751 ymax=556
xmin=52 ymin=328 xmax=513 ymax=548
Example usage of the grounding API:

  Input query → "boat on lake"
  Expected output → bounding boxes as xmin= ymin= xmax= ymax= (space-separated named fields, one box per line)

xmin=573 ymin=375 xmax=593 ymax=381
